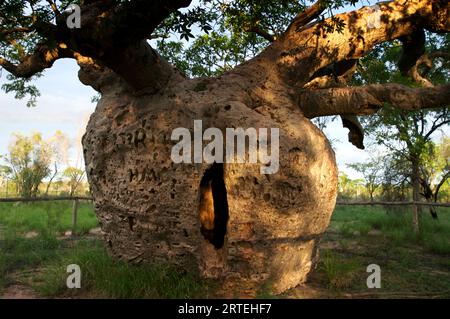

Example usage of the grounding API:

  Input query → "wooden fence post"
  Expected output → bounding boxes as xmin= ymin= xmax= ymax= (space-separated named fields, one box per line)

xmin=72 ymin=199 xmax=79 ymax=237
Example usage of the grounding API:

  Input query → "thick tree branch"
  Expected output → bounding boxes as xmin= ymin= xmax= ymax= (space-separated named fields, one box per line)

xmin=271 ymin=0 xmax=450 ymax=88
xmin=299 ymin=57 xmax=364 ymax=149
xmin=46 ymin=0 xmax=60 ymax=16
xmin=285 ymin=1 xmax=325 ymax=34
xmin=0 ymin=27 xmax=32 ymax=36
xmin=430 ymin=51 xmax=450 ymax=59
xmin=299 ymin=83 xmax=450 ymax=118
xmin=236 ymin=1 xmax=449 ymax=149
xmin=304 ymin=59 xmax=358 ymax=89
xmin=404 ymin=51 xmax=450 ymax=87
xmin=409 ymin=54 xmax=434 ymax=87
xmin=398 ymin=28 xmax=426 ymax=78
xmin=434 ymin=170 xmax=450 ymax=201
xmin=0 ymin=19 xmax=57 ymax=39
xmin=54 ymin=0 xmax=191 ymax=92
xmin=0 ymin=43 xmax=74 ymax=78
xmin=244 ymin=25 xmax=275 ymax=42
xmin=341 ymin=115 xmax=365 ymax=149
xmin=1 ymin=0 xmax=192 ymax=93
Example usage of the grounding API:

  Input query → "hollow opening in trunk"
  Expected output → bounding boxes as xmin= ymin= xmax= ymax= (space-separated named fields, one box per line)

xmin=198 ymin=163 xmax=229 ymax=249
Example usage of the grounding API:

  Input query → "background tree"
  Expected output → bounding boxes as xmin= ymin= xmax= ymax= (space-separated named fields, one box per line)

xmin=356 ymin=34 xmax=450 ymax=227
xmin=62 ymin=166 xmax=85 ymax=197
xmin=377 ymin=154 xmax=410 ymax=202
xmin=338 ymin=172 xmax=364 ymax=200
xmin=419 ymin=137 xmax=450 ymax=218
xmin=2 ymin=133 xmax=52 ymax=198
xmin=44 ymin=130 xmax=70 ymax=196
xmin=0 ymin=130 xmax=88 ymax=198
xmin=0 ymin=164 xmax=13 ymax=197
xmin=347 ymin=156 xmax=382 ymax=202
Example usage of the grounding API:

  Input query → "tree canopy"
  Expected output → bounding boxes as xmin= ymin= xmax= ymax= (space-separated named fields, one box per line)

xmin=0 ymin=0 xmax=449 ymax=147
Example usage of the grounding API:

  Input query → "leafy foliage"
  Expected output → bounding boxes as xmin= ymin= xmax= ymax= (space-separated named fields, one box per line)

xmin=62 ymin=166 xmax=85 ymax=196
xmin=156 ymin=0 xmax=360 ymax=77
xmin=347 ymin=157 xmax=382 ymax=201
xmin=0 ymin=0 xmax=361 ymax=102
xmin=357 ymin=34 xmax=450 ymax=160
xmin=351 ymin=33 xmax=449 ymax=205
xmin=1 ymin=132 xmax=53 ymax=198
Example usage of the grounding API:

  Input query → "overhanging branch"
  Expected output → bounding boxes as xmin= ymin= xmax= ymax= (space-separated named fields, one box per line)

xmin=404 ymin=50 xmax=450 ymax=88
xmin=299 ymin=83 xmax=450 ymax=118
xmin=1 ymin=0 xmax=192 ymax=93
xmin=244 ymin=25 xmax=275 ymax=42
xmin=0 ymin=43 xmax=74 ymax=78
xmin=273 ymin=0 xmax=450 ymax=87
xmin=341 ymin=115 xmax=365 ymax=149
xmin=285 ymin=1 xmax=325 ymax=34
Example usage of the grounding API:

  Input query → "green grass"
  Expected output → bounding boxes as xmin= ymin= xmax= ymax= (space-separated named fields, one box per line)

xmin=36 ymin=239 xmax=208 ymax=298
xmin=315 ymin=205 xmax=450 ymax=297
xmin=1 ymin=202 xmax=449 ymax=298
xmin=0 ymin=201 xmax=209 ymax=298
xmin=0 ymin=233 xmax=61 ymax=293
xmin=0 ymin=201 xmax=99 ymax=236
xmin=0 ymin=202 xmax=82 ymax=292
xmin=320 ymin=250 xmax=363 ymax=291
xmin=331 ymin=205 xmax=450 ymax=254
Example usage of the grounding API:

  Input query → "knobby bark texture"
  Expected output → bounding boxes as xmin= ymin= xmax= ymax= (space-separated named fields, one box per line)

xmin=81 ymin=0 xmax=449 ymax=295
xmin=83 ymin=73 xmax=337 ymax=294
xmin=2 ymin=0 xmax=449 ymax=295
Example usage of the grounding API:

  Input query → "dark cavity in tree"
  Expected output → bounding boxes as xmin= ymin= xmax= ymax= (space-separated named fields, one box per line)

xmin=199 ymin=163 xmax=229 ymax=249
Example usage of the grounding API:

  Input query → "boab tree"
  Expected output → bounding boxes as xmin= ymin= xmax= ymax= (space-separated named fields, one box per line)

xmin=1 ymin=0 xmax=449 ymax=294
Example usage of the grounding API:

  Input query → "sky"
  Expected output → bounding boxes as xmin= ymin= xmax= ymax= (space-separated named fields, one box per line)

xmin=0 ymin=59 xmax=95 ymax=168
xmin=0 ymin=0 xmax=447 ymax=181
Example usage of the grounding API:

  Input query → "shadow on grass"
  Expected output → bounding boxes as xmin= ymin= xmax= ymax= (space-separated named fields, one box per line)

xmin=36 ymin=240 xmax=211 ymax=299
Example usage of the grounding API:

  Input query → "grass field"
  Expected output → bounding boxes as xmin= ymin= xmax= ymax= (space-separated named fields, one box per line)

xmin=300 ymin=205 xmax=450 ymax=298
xmin=0 ymin=202 xmax=449 ymax=298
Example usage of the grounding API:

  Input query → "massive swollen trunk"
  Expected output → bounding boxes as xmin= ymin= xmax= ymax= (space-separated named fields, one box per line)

xmin=82 ymin=62 xmax=337 ymax=294
xmin=72 ymin=0 xmax=448 ymax=295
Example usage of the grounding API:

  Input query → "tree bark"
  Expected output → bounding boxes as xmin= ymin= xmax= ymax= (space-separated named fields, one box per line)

xmin=420 ymin=177 xmax=439 ymax=219
xmin=298 ymin=84 xmax=450 ymax=118
xmin=411 ymin=157 xmax=422 ymax=233
xmin=83 ymin=72 xmax=338 ymax=294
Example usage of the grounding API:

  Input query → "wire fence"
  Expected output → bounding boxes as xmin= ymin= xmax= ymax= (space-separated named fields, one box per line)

xmin=335 ymin=201 xmax=450 ymax=207
xmin=0 ymin=197 xmax=448 ymax=236
xmin=1 ymin=197 xmax=448 ymax=206
xmin=0 ymin=196 xmax=92 ymax=203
